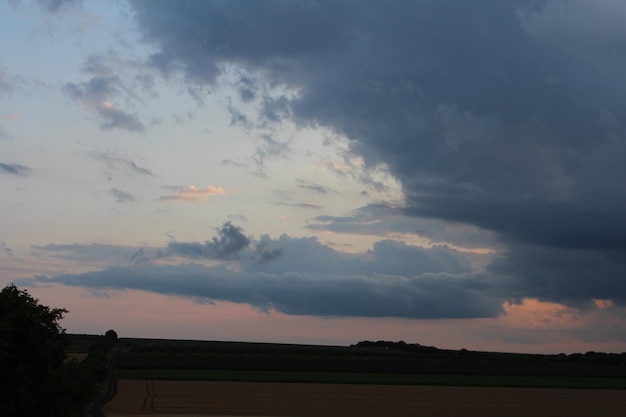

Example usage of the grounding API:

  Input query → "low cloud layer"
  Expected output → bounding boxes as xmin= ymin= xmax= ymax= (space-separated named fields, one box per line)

xmin=30 ymin=264 xmax=502 ymax=319
xmin=26 ymin=223 xmax=502 ymax=318
xmin=24 ymin=220 xmax=626 ymax=319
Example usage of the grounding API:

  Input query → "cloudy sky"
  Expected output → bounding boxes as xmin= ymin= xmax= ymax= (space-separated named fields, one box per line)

xmin=2 ymin=0 xmax=626 ymax=353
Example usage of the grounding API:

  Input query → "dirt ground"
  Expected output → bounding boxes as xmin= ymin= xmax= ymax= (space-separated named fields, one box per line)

xmin=64 ymin=352 xmax=88 ymax=362
xmin=104 ymin=379 xmax=625 ymax=417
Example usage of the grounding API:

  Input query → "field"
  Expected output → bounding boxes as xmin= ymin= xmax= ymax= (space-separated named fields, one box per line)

xmin=115 ymin=368 xmax=626 ymax=389
xmin=99 ymin=337 xmax=626 ymax=416
xmin=104 ymin=380 xmax=626 ymax=417
xmin=65 ymin=352 xmax=88 ymax=362
xmin=117 ymin=339 xmax=626 ymax=380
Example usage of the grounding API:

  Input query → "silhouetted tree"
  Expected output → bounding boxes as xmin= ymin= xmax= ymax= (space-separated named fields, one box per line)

xmin=105 ymin=329 xmax=118 ymax=342
xmin=0 ymin=284 xmax=69 ymax=416
xmin=0 ymin=284 xmax=99 ymax=417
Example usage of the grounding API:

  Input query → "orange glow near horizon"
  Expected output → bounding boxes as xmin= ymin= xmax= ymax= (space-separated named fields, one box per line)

xmin=17 ymin=284 xmax=626 ymax=355
xmin=593 ymin=299 xmax=613 ymax=309
xmin=502 ymin=298 xmax=581 ymax=329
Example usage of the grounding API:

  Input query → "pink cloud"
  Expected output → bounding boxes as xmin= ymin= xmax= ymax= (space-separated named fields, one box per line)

xmin=159 ymin=185 xmax=226 ymax=202
xmin=0 ymin=112 xmax=20 ymax=121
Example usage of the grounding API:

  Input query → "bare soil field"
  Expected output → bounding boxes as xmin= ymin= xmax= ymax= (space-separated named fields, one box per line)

xmin=65 ymin=352 xmax=88 ymax=362
xmin=104 ymin=379 xmax=625 ymax=417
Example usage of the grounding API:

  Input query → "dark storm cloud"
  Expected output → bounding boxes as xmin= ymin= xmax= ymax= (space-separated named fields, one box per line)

xmin=128 ymin=0 xmax=626 ymax=306
xmin=0 ymin=162 xmax=31 ymax=176
xmin=488 ymin=244 xmax=626 ymax=307
xmin=167 ymin=222 xmax=250 ymax=260
xmin=62 ymin=76 xmax=145 ymax=132
xmin=307 ymin=204 xmax=498 ymax=249
xmin=109 ymin=188 xmax=136 ymax=203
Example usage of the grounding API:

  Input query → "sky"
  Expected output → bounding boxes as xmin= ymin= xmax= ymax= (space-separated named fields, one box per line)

xmin=1 ymin=0 xmax=626 ymax=354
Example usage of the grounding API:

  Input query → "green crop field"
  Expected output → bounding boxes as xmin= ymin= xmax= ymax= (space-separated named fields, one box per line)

xmin=108 ymin=338 xmax=626 ymax=389
xmin=115 ymin=368 xmax=626 ymax=389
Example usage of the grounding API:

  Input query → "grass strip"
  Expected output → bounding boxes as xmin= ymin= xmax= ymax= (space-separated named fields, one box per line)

xmin=116 ymin=369 xmax=626 ymax=389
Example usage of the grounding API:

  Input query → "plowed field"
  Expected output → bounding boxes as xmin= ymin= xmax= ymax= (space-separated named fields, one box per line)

xmin=104 ymin=379 xmax=625 ymax=417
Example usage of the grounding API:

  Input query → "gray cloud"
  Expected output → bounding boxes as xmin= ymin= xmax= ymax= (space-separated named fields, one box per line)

xmin=36 ymin=0 xmax=82 ymax=12
xmin=279 ymin=202 xmax=322 ymax=210
xmin=62 ymin=76 xmax=145 ymax=132
xmin=221 ymin=134 xmax=290 ymax=178
xmin=21 ymin=221 xmax=506 ymax=318
xmin=89 ymin=151 xmax=153 ymax=176
xmin=296 ymin=179 xmax=333 ymax=195
xmin=28 ymin=264 xmax=501 ymax=319
xmin=243 ymin=234 xmax=473 ymax=279
xmin=109 ymin=188 xmax=136 ymax=203
xmin=251 ymin=134 xmax=290 ymax=178
xmin=167 ymin=221 xmax=250 ymax=260
xmin=81 ymin=54 xmax=117 ymax=77
xmin=254 ymin=237 xmax=283 ymax=264
xmin=0 ymin=162 xmax=31 ymax=176
xmin=31 ymin=242 xmax=162 ymax=267
xmin=227 ymin=101 xmax=252 ymax=128
xmin=222 ymin=159 xmax=247 ymax=169
xmin=0 ymin=127 xmax=10 ymax=139
xmin=1 ymin=242 xmax=13 ymax=257
xmin=307 ymin=204 xmax=499 ymax=250
xmin=0 ymin=65 xmax=14 ymax=95
xmin=128 ymin=0 xmax=626 ymax=307
xmin=259 ymin=95 xmax=291 ymax=125
xmin=80 ymin=52 xmax=158 ymax=98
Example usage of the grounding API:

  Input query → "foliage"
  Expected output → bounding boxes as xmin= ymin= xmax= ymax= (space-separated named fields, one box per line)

xmin=0 ymin=284 xmax=70 ymax=417
xmin=0 ymin=284 xmax=117 ymax=417
xmin=105 ymin=329 xmax=118 ymax=343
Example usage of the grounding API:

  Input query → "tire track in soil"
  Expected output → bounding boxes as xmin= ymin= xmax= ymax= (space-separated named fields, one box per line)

xmin=142 ymin=381 xmax=156 ymax=411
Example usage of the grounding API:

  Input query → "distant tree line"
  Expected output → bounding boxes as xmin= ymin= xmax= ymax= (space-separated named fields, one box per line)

xmin=0 ymin=284 xmax=117 ymax=417
xmin=352 ymin=340 xmax=626 ymax=364
xmin=351 ymin=340 xmax=440 ymax=353
xmin=351 ymin=340 xmax=626 ymax=372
